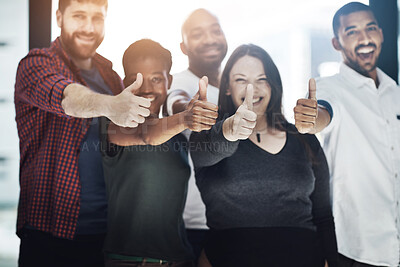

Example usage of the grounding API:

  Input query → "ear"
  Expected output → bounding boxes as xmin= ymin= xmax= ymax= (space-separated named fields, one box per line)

xmin=379 ymin=27 xmax=384 ymax=43
xmin=225 ymin=88 xmax=231 ymax=96
xmin=56 ymin=9 xmax=62 ymax=28
xmin=332 ymin=37 xmax=341 ymax=51
xmin=180 ymin=42 xmax=188 ymax=56
xmin=167 ymin=74 xmax=173 ymax=90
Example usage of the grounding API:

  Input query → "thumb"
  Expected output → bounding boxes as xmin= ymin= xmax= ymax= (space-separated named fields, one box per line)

xmin=126 ymin=73 xmax=143 ymax=92
xmin=308 ymin=78 xmax=317 ymax=100
xmin=199 ymin=76 xmax=208 ymax=101
xmin=243 ymin=84 xmax=254 ymax=110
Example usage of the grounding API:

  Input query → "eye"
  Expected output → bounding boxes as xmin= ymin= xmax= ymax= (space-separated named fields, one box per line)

xmin=212 ymin=28 xmax=222 ymax=36
xmin=93 ymin=16 xmax=104 ymax=23
xmin=366 ymin=26 xmax=378 ymax=32
xmin=346 ymin=30 xmax=357 ymax=36
xmin=257 ymin=78 xmax=268 ymax=84
xmin=151 ymin=77 xmax=163 ymax=84
xmin=73 ymin=14 xmax=85 ymax=20
xmin=190 ymin=31 xmax=203 ymax=40
xmin=234 ymin=78 xmax=247 ymax=84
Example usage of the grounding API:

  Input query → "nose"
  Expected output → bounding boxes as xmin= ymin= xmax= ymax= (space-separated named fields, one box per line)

xmin=358 ymin=30 xmax=372 ymax=45
xmin=139 ymin=79 xmax=153 ymax=94
xmin=82 ymin=18 xmax=95 ymax=33
xmin=203 ymin=31 xmax=217 ymax=45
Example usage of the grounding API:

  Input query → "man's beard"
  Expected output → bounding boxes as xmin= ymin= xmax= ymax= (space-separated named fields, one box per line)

xmin=344 ymin=43 xmax=379 ymax=77
xmin=60 ymin=28 xmax=104 ymax=60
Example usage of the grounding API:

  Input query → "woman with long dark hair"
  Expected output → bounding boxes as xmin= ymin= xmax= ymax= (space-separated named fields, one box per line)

xmin=190 ymin=44 xmax=337 ymax=267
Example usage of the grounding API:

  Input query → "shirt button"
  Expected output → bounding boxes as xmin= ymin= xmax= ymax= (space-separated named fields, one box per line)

xmin=396 ymin=173 xmax=398 ymax=178
xmin=391 ymin=146 xmax=394 ymax=151
xmin=386 ymin=119 xmax=390 ymax=124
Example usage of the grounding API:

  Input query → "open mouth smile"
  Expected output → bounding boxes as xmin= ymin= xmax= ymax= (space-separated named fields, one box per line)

xmin=241 ymin=97 xmax=264 ymax=105
xmin=356 ymin=46 xmax=375 ymax=61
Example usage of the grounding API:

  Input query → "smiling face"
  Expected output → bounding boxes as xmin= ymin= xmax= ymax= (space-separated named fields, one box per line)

xmin=57 ymin=0 xmax=106 ymax=61
xmin=123 ymin=57 xmax=172 ymax=116
xmin=333 ymin=10 xmax=383 ymax=77
xmin=181 ymin=9 xmax=227 ymax=70
xmin=227 ymin=55 xmax=271 ymax=116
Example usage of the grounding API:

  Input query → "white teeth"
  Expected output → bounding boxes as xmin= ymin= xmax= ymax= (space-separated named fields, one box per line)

xmin=357 ymin=47 xmax=374 ymax=54
xmin=143 ymin=96 xmax=155 ymax=101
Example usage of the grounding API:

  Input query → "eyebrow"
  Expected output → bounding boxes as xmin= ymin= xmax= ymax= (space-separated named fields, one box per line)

xmin=189 ymin=23 xmax=221 ymax=33
xmin=71 ymin=10 xmax=105 ymax=17
xmin=344 ymin=21 xmax=377 ymax=32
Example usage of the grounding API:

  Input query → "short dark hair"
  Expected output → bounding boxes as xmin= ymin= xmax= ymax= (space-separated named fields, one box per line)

xmin=122 ymin=39 xmax=172 ymax=76
xmin=218 ymin=44 xmax=287 ymax=131
xmin=58 ymin=0 xmax=108 ymax=13
xmin=332 ymin=2 xmax=375 ymax=37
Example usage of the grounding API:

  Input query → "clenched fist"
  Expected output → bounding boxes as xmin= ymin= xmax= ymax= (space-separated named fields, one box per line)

xmin=294 ymin=78 xmax=318 ymax=134
xmin=184 ymin=76 xmax=219 ymax=132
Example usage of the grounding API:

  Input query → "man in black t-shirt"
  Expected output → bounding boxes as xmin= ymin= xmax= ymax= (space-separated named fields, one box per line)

xmin=101 ymin=39 xmax=219 ymax=267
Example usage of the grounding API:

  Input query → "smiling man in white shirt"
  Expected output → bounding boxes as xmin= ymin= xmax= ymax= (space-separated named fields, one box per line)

xmin=164 ymin=8 xmax=228 ymax=263
xmin=294 ymin=2 xmax=400 ymax=266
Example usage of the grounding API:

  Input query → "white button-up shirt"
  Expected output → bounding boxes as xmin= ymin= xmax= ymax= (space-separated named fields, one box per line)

xmin=317 ymin=63 xmax=400 ymax=267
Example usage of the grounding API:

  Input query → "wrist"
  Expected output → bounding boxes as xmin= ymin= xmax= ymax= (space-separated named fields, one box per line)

xmin=180 ymin=110 xmax=190 ymax=129
xmin=98 ymin=94 xmax=114 ymax=117
xmin=222 ymin=116 xmax=237 ymax=142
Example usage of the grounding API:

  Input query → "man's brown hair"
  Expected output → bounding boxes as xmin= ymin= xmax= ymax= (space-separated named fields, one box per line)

xmin=58 ymin=0 xmax=108 ymax=13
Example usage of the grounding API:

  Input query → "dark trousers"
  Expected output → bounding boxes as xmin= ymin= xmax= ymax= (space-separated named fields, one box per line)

xmin=105 ymin=259 xmax=195 ymax=267
xmin=185 ymin=229 xmax=207 ymax=263
xmin=18 ymin=228 xmax=106 ymax=267
xmin=338 ymin=254 xmax=386 ymax=267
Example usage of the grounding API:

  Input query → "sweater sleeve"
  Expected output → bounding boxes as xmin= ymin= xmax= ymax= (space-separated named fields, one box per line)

xmin=309 ymin=138 xmax=338 ymax=266
xmin=189 ymin=119 xmax=239 ymax=168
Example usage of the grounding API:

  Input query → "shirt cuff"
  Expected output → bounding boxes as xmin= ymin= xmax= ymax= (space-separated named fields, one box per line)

xmin=317 ymin=100 xmax=333 ymax=122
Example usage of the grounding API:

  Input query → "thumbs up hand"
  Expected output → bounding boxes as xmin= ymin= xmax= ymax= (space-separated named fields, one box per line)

xmin=294 ymin=78 xmax=318 ymax=134
xmin=223 ymin=84 xmax=257 ymax=142
xmin=184 ymin=76 xmax=219 ymax=132
xmin=106 ymin=73 xmax=151 ymax=127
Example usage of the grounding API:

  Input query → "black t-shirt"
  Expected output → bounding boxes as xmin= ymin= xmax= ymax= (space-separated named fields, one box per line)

xmin=100 ymin=118 xmax=193 ymax=261
xmin=76 ymin=67 xmax=113 ymax=235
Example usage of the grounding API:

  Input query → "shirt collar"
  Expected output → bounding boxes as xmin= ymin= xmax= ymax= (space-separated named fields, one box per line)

xmin=339 ymin=62 xmax=396 ymax=91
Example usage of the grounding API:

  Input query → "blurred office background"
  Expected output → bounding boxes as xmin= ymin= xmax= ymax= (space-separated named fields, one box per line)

xmin=0 ymin=0 xmax=397 ymax=266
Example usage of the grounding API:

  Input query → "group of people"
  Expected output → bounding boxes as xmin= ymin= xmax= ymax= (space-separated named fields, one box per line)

xmin=13 ymin=0 xmax=400 ymax=267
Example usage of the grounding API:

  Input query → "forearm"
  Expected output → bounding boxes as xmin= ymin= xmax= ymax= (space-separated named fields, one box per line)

xmin=190 ymin=120 xmax=239 ymax=168
xmin=108 ymin=112 xmax=188 ymax=146
xmin=142 ymin=112 xmax=188 ymax=145
xmin=309 ymin=107 xmax=331 ymax=134
xmin=61 ymin=83 xmax=112 ymax=118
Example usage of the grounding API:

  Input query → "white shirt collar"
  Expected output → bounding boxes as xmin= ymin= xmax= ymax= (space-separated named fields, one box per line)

xmin=339 ymin=62 xmax=397 ymax=91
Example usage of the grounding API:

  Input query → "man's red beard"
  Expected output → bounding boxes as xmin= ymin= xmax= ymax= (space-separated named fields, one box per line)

xmin=60 ymin=28 xmax=104 ymax=60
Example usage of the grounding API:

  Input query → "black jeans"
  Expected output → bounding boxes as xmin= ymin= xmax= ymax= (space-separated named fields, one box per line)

xmin=338 ymin=254 xmax=386 ymax=267
xmin=18 ymin=228 xmax=106 ymax=267
xmin=185 ymin=229 xmax=207 ymax=263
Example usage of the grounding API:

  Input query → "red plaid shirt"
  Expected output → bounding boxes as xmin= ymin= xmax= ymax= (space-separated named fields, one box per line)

xmin=14 ymin=37 xmax=123 ymax=239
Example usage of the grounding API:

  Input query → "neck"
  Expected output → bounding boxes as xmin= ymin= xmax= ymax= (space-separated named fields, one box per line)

xmin=345 ymin=62 xmax=380 ymax=88
xmin=255 ymin=115 xmax=268 ymax=133
xmin=59 ymin=38 xmax=93 ymax=70
xmin=188 ymin=64 xmax=221 ymax=88
xmin=71 ymin=57 xmax=93 ymax=70
xmin=369 ymin=69 xmax=379 ymax=88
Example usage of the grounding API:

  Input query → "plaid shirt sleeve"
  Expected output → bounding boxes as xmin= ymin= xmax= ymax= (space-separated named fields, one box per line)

xmin=15 ymin=48 xmax=74 ymax=117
